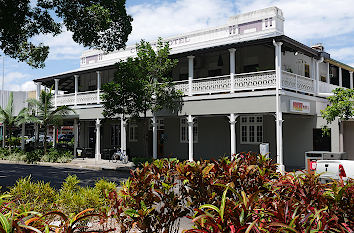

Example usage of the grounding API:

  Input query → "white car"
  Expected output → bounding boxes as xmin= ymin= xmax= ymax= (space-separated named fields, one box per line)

xmin=26 ymin=135 xmax=53 ymax=144
xmin=316 ymin=160 xmax=354 ymax=182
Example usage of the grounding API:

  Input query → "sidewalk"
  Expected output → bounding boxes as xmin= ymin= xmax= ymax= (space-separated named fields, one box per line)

xmin=0 ymin=158 xmax=135 ymax=171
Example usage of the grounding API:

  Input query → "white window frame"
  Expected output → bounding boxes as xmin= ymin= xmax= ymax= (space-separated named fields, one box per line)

xmin=180 ymin=118 xmax=198 ymax=143
xmin=149 ymin=118 xmax=165 ymax=130
xmin=240 ymin=115 xmax=263 ymax=144
xmin=129 ymin=123 xmax=138 ymax=142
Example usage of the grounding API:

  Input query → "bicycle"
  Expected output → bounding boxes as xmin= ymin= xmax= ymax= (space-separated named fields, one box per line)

xmin=111 ymin=147 xmax=128 ymax=164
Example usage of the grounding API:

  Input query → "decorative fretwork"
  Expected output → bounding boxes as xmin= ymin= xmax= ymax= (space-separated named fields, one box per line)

xmin=56 ymin=93 xmax=75 ymax=106
xmin=174 ymin=81 xmax=189 ymax=94
xmin=76 ymin=91 xmax=98 ymax=105
xmin=318 ymin=81 xmax=340 ymax=94
xmin=281 ymin=71 xmax=314 ymax=94
xmin=234 ymin=71 xmax=276 ymax=90
xmin=192 ymin=75 xmax=231 ymax=94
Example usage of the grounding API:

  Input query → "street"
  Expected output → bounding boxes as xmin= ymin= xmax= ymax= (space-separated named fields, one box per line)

xmin=0 ymin=163 xmax=130 ymax=191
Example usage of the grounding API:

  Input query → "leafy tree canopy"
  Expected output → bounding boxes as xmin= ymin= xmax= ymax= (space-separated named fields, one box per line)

xmin=0 ymin=0 xmax=132 ymax=68
xmin=321 ymin=88 xmax=354 ymax=124
xmin=101 ymin=38 xmax=183 ymax=120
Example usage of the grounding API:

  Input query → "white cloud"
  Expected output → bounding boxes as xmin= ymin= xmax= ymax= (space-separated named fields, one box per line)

xmin=327 ymin=47 xmax=354 ymax=62
xmin=7 ymin=81 xmax=36 ymax=92
xmin=2 ymin=72 xmax=36 ymax=91
xmin=234 ymin=0 xmax=354 ymax=41
xmin=127 ymin=0 xmax=234 ymax=43
xmin=32 ymin=29 xmax=85 ymax=61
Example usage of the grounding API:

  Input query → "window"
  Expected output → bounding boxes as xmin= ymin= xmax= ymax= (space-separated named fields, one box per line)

xmin=180 ymin=118 xmax=198 ymax=143
xmin=304 ymin=64 xmax=310 ymax=78
xmin=150 ymin=118 xmax=165 ymax=130
xmin=129 ymin=123 xmax=138 ymax=142
xmin=111 ymin=125 xmax=120 ymax=146
xmin=240 ymin=116 xmax=263 ymax=144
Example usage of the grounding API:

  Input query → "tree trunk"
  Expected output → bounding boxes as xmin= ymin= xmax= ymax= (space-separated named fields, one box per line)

xmin=2 ymin=123 xmax=5 ymax=148
xmin=8 ymin=126 xmax=12 ymax=153
xmin=44 ymin=125 xmax=47 ymax=155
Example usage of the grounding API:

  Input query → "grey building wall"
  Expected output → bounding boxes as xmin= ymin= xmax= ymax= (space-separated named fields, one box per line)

xmin=283 ymin=114 xmax=314 ymax=170
xmin=0 ymin=90 xmax=28 ymax=115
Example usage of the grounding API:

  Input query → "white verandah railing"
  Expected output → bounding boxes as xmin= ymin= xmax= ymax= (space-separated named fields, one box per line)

xmin=56 ymin=70 xmax=340 ymax=106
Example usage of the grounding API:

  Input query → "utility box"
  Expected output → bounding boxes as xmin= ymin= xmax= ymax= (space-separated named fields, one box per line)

xmin=260 ymin=143 xmax=270 ymax=158
xmin=305 ymin=151 xmax=346 ymax=172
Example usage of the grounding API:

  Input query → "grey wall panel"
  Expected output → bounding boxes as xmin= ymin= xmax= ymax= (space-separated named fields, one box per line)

xmin=283 ymin=114 xmax=314 ymax=170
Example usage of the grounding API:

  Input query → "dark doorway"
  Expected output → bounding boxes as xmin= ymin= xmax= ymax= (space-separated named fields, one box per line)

xmin=313 ymin=128 xmax=331 ymax=151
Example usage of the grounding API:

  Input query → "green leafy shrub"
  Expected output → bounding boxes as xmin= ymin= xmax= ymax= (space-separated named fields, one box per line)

xmin=42 ymin=148 xmax=73 ymax=163
xmin=55 ymin=175 xmax=116 ymax=215
xmin=8 ymin=176 xmax=56 ymax=213
xmin=24 ymin=149 xmax=42 ymax=163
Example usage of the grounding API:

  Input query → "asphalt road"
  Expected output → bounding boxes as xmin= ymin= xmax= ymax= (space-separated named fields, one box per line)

xmin=0 ymin=163 xmax=131 ymax=192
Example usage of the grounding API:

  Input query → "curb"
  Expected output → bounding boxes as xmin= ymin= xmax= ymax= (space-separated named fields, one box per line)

xmin=0 ymin=160 xmax=135 ymax=172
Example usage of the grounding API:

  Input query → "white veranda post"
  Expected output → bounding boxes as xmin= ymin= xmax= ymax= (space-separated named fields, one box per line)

xmin=229 ymin=48 xmax=236 ymax=93
xmin=74 ymin=119 xmax=78 ymax=157
xmin=120 ymin=116 xmax=127 ymax=154
xmin=350 ymin=71 xmax=353 ymax=89
xmin=74 ymin=75 xmax=79 ymax=106
xmin=188 ymin=56 xmax=194 ymax=97
xmin=96 ymin=71 xmax=101 ymax=104
xmin=273 ymin=40 xmax=285 ymax=173
xmin=152 ymin=116 xmax=158 ymax=159
xmin=21 ymin=123 xmax=25 ymax=150
xmin=339 ymin=67 xmax=342 ymax=87
xmin=229 ymin=113 xmax=238 ymax=158
xmin=95 ymin=118 xmax=101 ymax=161
xmin=187 ymin=115 xmax=194 ymax=162
xmin=35 ymin=82 xmax=41 ymax=142
xmin=54 ymin=79 xmax=59 ymax=107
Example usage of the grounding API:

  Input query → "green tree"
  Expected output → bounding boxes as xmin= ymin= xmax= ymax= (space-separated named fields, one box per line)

xmin=0 ymin=92 xmax=37 ymax=151
xmin=321 ymin=88 xmax=354 ymax=122
xmin=321 ymin=88 xmax=354 ymax=133
xmin=28 ymin=89 xmax=74 ymax=154
xmin=0 ymin=0 xmax=132 ymax=68
xmin=101 ymin=38 xmax=183 ymax=155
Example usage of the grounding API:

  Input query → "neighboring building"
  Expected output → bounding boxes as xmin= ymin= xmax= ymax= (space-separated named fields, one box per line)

xmin=0 ymin=90 xmax=31 ymax=140
xmin=33 ymin=7 xmax=354 ymax=171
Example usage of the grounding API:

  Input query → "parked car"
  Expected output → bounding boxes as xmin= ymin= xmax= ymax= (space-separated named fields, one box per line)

xmin=26 ymin=135 xmax=53 ymax=144
xmin=316 ymin=160 xmax=354 ymax=182
xmin=58 ymin=134 xmax=74 ymax=143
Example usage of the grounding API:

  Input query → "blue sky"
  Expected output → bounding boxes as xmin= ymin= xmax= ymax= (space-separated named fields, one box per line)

xmin=1 ymin=0 xmax=354 ymax=91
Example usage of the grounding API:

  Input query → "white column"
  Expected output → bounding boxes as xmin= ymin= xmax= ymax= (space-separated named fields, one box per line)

xmin=74 ymin=75 xmax=79 ymax=106
xmin=187 ymin=56 xmax=194 ymax=97
xmin=21 ymin=123 xmax=25 ymax=150
xmin=339 ymin=67 xmax=342 ymax=87
xmin=339 ymin=120 xmax=344 ymax=152
xmin=35 ymin=82 xmax=41 ymax=142
xmin=273 ymin=40 xmax=285 ymax=173
xmin=54 ymin=79 xmax=59 ymax=107
xmin=228 ymin=113 xmax=238 ymax=158
xmin=187 ymin=115 xmax=194 ymax=162
xmin=120 ymin=116 xmax=127 ymax=154
xmin=350 ymin=71 xmax=353 ymax=89
xmin=53 ymin=126 xmax=57 ymax=148
xmin=152 ymin=116 xmax=158 ymax=159
xmin=95 ymin=118 xmax=101 ymax=161
xmin=36 ymin=82 xmax=41 ymax=99
xmin=229 ymin=48 xmax=236 ymax=93
xmin=2 ymin=123 xmax=5 ymax=148
xmin=96 ymin=71 xmax=101 ymax=104
xmin=327 ymin=62 xmax=330 ymax=84
xmin=74 ymin=119 xmax=78 ymax=157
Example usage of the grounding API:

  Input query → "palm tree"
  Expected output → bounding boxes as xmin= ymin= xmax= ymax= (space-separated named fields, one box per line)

xmin=0 ymin=92 xmax=36 ymax=151
xmin=28 ymin=89 xmax=74 ymax=154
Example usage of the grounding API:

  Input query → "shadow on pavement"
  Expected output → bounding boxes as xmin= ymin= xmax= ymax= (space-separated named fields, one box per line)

xmin=0 ymin=163 xmax=131 ymax=192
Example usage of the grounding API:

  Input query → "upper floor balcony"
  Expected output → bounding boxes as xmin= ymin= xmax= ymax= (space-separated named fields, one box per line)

xmin=54 ymin=69 xmax=340 ymax=107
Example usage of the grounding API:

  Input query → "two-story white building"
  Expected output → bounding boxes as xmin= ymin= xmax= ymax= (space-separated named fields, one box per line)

xmin=33 ymin=7 xmax=354 ymax=171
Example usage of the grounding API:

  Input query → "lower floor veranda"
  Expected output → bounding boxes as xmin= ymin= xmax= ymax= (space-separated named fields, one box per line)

xmin=64 ymin=112 xmax=333 ymax=171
